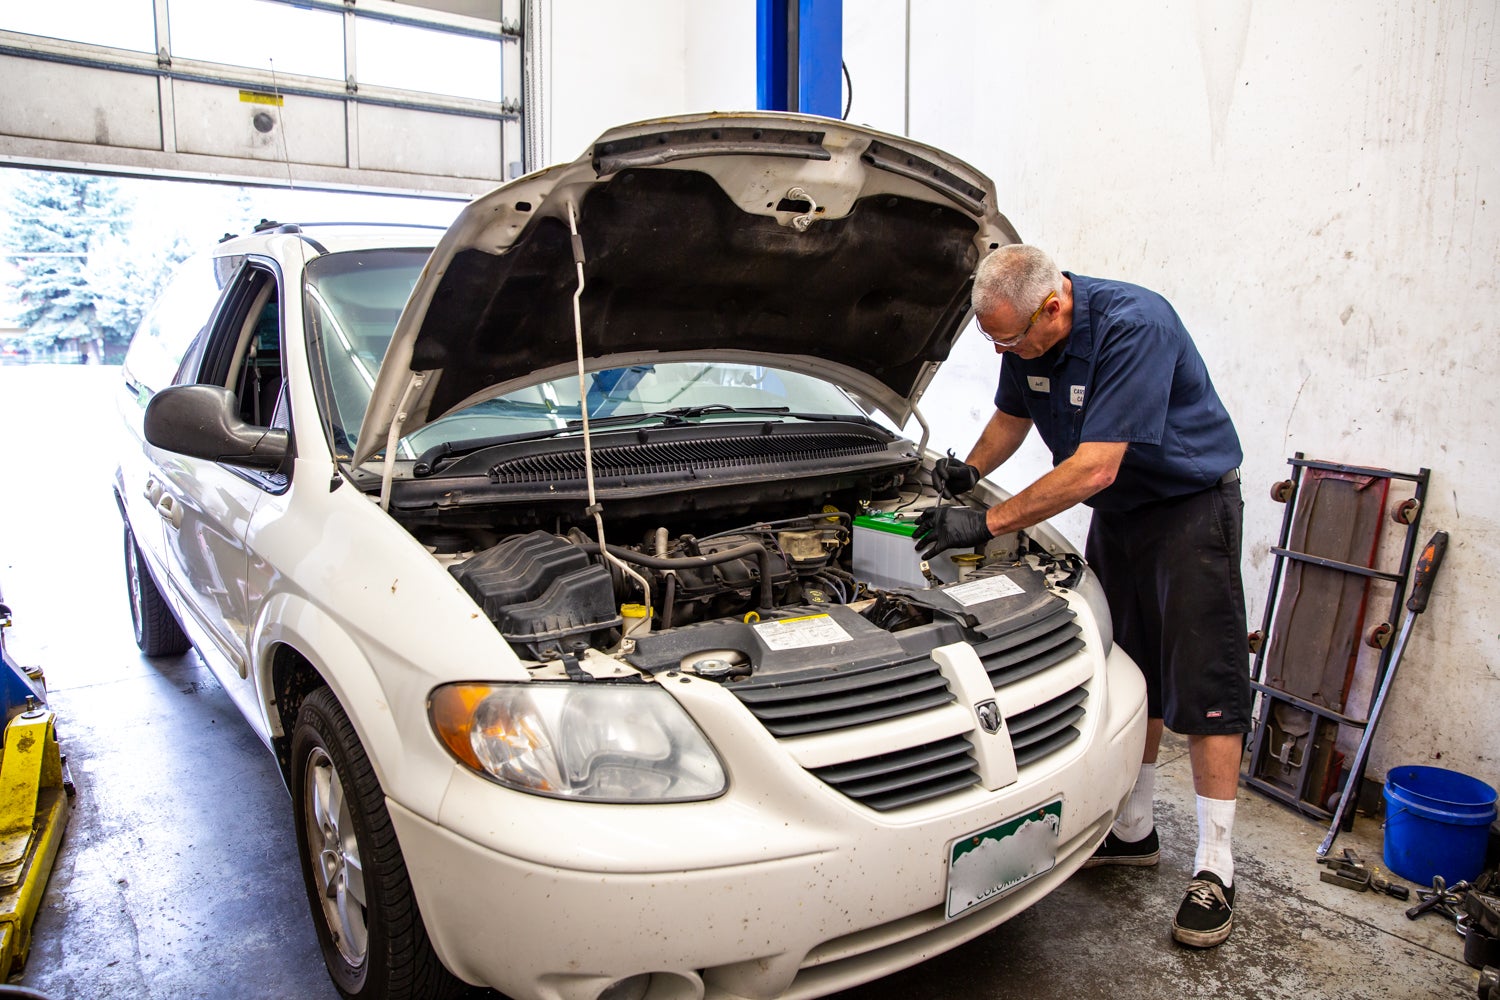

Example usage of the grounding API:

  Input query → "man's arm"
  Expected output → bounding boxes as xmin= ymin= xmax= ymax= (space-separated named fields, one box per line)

xmin=964 ymin=409 xmax=1034 ymax=477
xmin=982 ymin=440 xmax=1128 ymax=536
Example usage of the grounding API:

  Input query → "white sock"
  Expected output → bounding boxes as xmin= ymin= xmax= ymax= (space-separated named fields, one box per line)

xmin=1112 ymin=763 xmax=1156 ymax=842
xmin=1194 ymin=795 xmax=1236 ymax=886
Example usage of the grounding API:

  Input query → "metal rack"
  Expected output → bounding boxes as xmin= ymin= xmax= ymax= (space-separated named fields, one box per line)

xmin=1243 ymin=453 xmax=1431 ymax=820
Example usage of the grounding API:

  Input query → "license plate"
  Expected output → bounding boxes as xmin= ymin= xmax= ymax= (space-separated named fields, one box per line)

xmin=945 ymin=799 xmax=1062 ymax=919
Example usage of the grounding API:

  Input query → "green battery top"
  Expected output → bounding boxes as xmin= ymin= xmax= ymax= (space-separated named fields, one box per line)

xmin=852 ymin=511 xmax=922 ymax=538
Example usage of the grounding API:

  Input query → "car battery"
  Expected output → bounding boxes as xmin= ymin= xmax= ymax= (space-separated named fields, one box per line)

xmin=852 ymin=511 xmax=960 ymax=590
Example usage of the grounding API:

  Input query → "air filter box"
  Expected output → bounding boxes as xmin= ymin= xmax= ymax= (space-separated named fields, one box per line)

xmin=451 ymin=531 xmax=621 ymax=657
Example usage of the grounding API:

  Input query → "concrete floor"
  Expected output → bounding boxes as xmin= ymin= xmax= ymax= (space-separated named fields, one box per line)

xmin=0 ymin=365 xmax=1486 ymax=1000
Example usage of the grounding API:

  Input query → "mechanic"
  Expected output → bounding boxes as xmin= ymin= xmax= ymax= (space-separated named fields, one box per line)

xmin=914 ymin=244 xmax=1250 ymax=948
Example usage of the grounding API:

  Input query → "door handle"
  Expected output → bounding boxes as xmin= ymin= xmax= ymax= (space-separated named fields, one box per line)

xmin=155 ymin=493 xmax=183 ymax=529
xmin=142 ymin=476 xmax=162 ymax=504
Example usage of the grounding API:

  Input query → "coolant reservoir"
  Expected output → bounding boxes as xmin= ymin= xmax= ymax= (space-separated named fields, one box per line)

xmin=621 ymin=603 xmax=651 ymax=637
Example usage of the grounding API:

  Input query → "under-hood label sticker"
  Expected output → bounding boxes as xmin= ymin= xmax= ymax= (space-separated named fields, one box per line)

xmin=754 ymin=614 xmax=852 ymax=650
xmin=946 ymin=574 xmax=1025 ymax=607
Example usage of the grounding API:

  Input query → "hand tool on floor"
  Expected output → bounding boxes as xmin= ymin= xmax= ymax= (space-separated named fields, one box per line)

xmin=1406 ymin=875 xmax=1470 ymax=921
xmin=1316 ymin=847 xmax=1411 ymax=899
xmin=1317 ymin=530 xmax=1449 ymax=859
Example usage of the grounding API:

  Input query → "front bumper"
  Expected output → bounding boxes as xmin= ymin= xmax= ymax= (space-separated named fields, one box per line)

xmin=390 ymin=642 xmax=1147 ymax=1000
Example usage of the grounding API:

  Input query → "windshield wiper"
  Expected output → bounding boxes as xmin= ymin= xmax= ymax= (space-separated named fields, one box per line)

xmin=565 ymin=404 xmax=880 ymax=428
xmin=564 ymin=404 xmax=792 ymax=428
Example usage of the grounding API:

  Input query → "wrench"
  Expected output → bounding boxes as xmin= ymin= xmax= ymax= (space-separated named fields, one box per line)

xmin=1406 ymin=876 xmax=1469 ymax=921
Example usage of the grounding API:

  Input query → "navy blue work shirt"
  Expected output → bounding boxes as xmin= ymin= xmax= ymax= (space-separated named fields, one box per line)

xmin=994 ymin=273 xmax=1242 ymax=512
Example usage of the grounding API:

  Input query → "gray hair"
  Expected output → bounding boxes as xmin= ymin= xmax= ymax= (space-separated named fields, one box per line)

xmin=972 ymin=244 xmax=1063 ymax=317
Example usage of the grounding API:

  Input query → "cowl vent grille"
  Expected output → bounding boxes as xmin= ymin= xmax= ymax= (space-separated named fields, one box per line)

xmin=488 ymin=431 xmax=886 ymax=484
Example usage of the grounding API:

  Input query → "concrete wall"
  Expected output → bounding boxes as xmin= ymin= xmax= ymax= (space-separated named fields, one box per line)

xmin=537 ymin=0 xmax=756 ymax=163
xmin=535 ymin=1 xmax=1498 ymax=784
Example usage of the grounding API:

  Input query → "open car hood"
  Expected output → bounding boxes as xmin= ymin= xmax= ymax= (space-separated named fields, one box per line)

xmin=354 ymin=112 xmax=1019 ymax=465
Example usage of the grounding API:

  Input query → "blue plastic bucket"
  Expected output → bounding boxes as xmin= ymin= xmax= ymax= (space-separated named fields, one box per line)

xmin=1383 ymin=765 xmax=1498 ymax=886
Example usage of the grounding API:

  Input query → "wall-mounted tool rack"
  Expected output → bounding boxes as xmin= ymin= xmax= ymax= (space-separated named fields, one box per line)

xmin=1243 ymin=453 xmax=1430 ymax=822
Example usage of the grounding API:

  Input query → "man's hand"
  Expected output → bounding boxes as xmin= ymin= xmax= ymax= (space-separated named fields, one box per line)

xmin=931 ymin=450 xmax=981 ymax=499
xmin=913 ymin=505 xmax=994 ymax=560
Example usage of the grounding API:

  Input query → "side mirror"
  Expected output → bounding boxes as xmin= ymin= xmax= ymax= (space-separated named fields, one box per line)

xmin=144 ymin=385 xmax=289 ymax=470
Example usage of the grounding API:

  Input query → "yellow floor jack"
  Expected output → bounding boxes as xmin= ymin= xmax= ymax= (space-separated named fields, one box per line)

xmin=0 ymin=589 xmax=71 ymax=985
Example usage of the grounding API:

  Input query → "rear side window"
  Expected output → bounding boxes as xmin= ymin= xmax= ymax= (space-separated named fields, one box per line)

xmin=122 ymin=251 xmax=234 ymax=397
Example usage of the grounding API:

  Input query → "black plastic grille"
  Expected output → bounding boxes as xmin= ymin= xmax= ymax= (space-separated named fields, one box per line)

xmin=729 ymin=658 xmax=954 ymax=737
xmin=972 ymin=605 xmax=1084 ymax=689
xmin=488 ymin=432 xmax=886 ymax=484
xmin=1008 ymin=685 xmax=1087 ymax=768
xmin=810 ymin=735 xmax=978 ymax=811
xmin=730 ymin=604 xmax=1091 ymax=811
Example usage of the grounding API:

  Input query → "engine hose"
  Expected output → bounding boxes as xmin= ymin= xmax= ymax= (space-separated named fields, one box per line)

xmin=576 ymin=541 xmax=774 ymax=611
xmin=660 ymin=573 xmax=677 ymax=630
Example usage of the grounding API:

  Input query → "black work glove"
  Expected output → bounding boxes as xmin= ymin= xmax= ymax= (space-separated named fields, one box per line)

xmin=913 ymin=505 xmax=994 ymax=561
xmin=931 ymin=450 xmax=981 ymax=499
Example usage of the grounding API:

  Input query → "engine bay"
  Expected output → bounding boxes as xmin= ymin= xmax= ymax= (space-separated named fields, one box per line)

xmin=401 ymin=466 xmax=1076 ymax=675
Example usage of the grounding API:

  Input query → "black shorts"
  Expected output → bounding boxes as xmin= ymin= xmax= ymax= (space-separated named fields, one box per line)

xmin=1085 ymin=479 xmax=1252 ymax=735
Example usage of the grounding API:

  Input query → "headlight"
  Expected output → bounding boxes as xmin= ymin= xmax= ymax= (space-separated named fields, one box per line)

xmin=429 ymin=682 xmax=727 ymax=803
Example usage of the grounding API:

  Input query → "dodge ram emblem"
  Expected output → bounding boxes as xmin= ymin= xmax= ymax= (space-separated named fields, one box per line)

xmin=975 ymin=700 xmax=1002 ymax=734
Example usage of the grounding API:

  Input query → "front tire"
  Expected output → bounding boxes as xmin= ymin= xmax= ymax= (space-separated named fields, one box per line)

xmin=290 ymin=686 xmax=462 ymax=1000
xmin=123 ymin=521 xmax=190 ymax=656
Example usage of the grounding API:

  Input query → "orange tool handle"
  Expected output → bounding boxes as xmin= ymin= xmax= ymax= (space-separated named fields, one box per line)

xmin=1406 ymin=531 xmax=1448 ymax=614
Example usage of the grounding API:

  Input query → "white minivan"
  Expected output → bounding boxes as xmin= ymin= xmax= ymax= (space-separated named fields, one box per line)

xmin=115 ymin=112 xmax=1146 ymax=1000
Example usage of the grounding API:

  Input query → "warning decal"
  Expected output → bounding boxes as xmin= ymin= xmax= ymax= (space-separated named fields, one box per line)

xmin=753 ymin=614 xmax=852 ymax=650
xmin=946 ymin=574 xmax=1025 ymax=607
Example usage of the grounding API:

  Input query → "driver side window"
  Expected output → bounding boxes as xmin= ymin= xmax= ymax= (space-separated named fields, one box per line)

xmin=191 ymin=263 xmax=287 ymax=431
xmin=232 ymin=292 xmax=285 ymax=429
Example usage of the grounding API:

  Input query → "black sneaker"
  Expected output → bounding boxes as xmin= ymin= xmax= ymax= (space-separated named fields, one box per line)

xmin=1172 ymin=870 xmax=1235 ymax=947
xmin=1082 ymin=827 xmax=1160 ymax=868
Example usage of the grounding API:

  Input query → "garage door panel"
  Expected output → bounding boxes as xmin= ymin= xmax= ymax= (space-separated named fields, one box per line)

xmin=172 ymin=80 xmax=347 ymax=167
xmin=357 ymin=103 xmax=500 ymax=179
xmin=0 ymin=54 xmax=161 ymax=149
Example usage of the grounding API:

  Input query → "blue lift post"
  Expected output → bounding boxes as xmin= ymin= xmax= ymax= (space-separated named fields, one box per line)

xmin=757 ymin=0 xmax=843 ymax=118
xmin=0 ymin=588 xmax=70 ymax=982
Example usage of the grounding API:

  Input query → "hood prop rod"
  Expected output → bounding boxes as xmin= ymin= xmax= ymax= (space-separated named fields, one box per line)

xmin=910 ymin=402 xmax=931 ymax=458
xmin=378 ymin=373 xmax=425 ymax=511
xmin=566 ymin=202 xmax=653 ymax=616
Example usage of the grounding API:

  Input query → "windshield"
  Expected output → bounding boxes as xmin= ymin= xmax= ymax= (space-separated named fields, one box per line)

xmin=304 ymin=248 xmax=868 ymax=461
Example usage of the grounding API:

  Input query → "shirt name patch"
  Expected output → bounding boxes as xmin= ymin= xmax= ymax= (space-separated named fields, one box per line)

xmin=1070 ymin=384 xmax=1085 ymax=407
xmin=1027 ymin=376 xmax=1051 ymax=393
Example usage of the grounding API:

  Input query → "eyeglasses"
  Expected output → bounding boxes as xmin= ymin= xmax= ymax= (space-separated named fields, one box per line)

xmin=978 ymin=289 xmax=1056 ymax=347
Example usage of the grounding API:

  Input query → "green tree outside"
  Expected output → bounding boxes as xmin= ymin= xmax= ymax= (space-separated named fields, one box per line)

xmin=2 ymin=171 xmax=189 ymax=363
